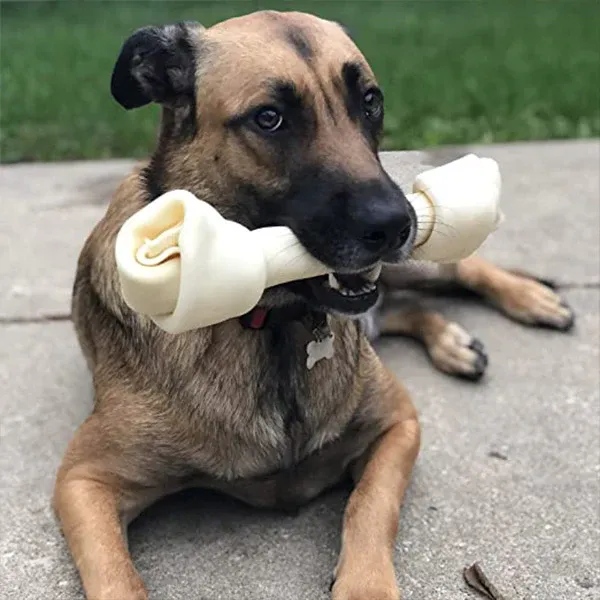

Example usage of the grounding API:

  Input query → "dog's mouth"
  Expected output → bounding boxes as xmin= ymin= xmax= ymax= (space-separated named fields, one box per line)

xmin=304 ymin=264 xmax=382 ymax=315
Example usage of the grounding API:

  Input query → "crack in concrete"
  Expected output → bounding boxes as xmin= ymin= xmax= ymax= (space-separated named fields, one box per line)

xmin=0 ymin=314 xmax=71 ymax=325
xmin=555 ymin=281 xmax=600 ymax=289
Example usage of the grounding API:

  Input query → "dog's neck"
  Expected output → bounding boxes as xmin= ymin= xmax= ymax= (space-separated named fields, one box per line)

xmin=141 ymin=143 xmax=180 ymax=203
xmin=240 ymin=303 xmax=322 ymax=331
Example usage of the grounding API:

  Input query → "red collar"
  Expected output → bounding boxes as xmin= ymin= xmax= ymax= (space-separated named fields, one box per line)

xmin=239 ymin=304 xmax=315 ymax=330
xmin=242 ymin=307 xmax=270 ymax=329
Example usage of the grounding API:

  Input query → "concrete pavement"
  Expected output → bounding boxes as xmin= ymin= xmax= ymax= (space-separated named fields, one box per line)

xmin=1 ymin=140 xmax=599 ymax=600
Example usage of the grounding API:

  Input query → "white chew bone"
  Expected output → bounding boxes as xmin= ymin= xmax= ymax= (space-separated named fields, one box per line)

xmin=409 ymin=154 xmax=503 ymax=262
xmin=115 ymin=154 xmax=502 ymax=334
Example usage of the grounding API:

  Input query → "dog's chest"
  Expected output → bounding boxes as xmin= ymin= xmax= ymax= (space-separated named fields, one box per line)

xmin=178 ymin=320 xmax=362 ymax=480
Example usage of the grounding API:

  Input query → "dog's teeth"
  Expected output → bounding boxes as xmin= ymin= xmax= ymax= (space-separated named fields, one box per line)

xmin=330 ymin=275 xmax=376 ymax=298
xmin=359 ymin=283 xmax=376 ymax=294
xmin=364 ymin=264 xmax=382 ymax=283
xmin=333 ymin=281 xmax=377 ymax=298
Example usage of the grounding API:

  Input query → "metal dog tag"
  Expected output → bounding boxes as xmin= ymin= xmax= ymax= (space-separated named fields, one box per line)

xmin=306 ymin=315 xmax=335 ymax=370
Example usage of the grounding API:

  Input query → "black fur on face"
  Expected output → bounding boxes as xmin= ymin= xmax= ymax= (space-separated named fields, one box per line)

xmin=246 ymin=164 xmax=412 ymax=271
xmin=222 ymin=153 xmax=415 ymax=316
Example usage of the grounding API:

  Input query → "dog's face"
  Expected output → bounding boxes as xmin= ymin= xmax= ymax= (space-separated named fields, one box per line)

xmin=111 ymin=11 xmax=416 ymax=315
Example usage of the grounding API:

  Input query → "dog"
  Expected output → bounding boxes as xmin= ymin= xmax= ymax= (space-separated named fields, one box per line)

xmin=53 ymin=11 xmax=575 ymax=600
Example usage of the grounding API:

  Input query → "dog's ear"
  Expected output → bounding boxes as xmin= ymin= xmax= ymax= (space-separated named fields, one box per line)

xmin=111 ymin=22 xmax=203 ymax=110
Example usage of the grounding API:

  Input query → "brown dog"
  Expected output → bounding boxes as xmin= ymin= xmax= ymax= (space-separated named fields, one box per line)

xmin=53 ymin=11 xmax=575 ymax=600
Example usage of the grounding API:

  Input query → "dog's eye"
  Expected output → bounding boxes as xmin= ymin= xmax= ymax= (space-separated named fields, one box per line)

xmin=363 ymin=90 xmax=383 ymax=121
xmin=255 ymin=108 xmax=284 ymax=132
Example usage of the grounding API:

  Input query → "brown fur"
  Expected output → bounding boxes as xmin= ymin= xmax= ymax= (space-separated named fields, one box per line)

xmin=371 ymin=258 xmax=574 ymax=379
xmin=53 ymin=11 xmax=574 ymax=600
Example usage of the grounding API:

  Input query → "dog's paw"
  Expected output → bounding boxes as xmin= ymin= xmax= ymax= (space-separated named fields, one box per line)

xmin=428 ymin=322 xmax=488 ymax=381
xmin=331 ymin=578 xmax=400 ymax=600
xmin=96 ymin=582 xmax=148 ymax=600
xmin=331 ymin=556 xmax=400 ymax=600
xmin=495 ymin=275 xmax=575 ymax=332
xmin=331 ymin=584 xmax=400 ymax=600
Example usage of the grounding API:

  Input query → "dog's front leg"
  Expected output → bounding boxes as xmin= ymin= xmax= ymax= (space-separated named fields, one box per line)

xmin=53 ymin=415 xmax=178 ymax=600
xmin=54 ymin=475 xmax=146 ymax=600
xmin=331 ymin=370 xmax=420 ymax=600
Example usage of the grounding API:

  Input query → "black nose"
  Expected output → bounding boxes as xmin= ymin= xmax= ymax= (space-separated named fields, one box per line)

xmin=355 ymin=195 xmax=412 ymax=254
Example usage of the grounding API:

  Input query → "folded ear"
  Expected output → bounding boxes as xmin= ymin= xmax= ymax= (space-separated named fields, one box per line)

xmin=110 ymin=22 xmax=203 ymax=110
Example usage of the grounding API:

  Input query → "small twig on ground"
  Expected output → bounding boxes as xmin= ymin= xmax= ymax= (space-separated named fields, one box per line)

xmin=463 ymin=562 xmax=508 ymax=600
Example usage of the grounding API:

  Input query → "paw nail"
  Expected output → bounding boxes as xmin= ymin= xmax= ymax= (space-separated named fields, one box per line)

xmin=474 ymin=355 xmax=488 ymax=374
xmin=560 ymin=313 xmax=576 ymax=332
xmin=469 ymin=338 xmax=485 ymax=353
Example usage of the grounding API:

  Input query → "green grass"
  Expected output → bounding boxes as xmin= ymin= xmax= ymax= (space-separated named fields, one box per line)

xmin=1 ymin=0 xmax=599 ymax=162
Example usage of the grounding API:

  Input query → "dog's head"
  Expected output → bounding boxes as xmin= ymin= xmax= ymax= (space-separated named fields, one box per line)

xmin=111 ymin=11 xmax=416 ymax=315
